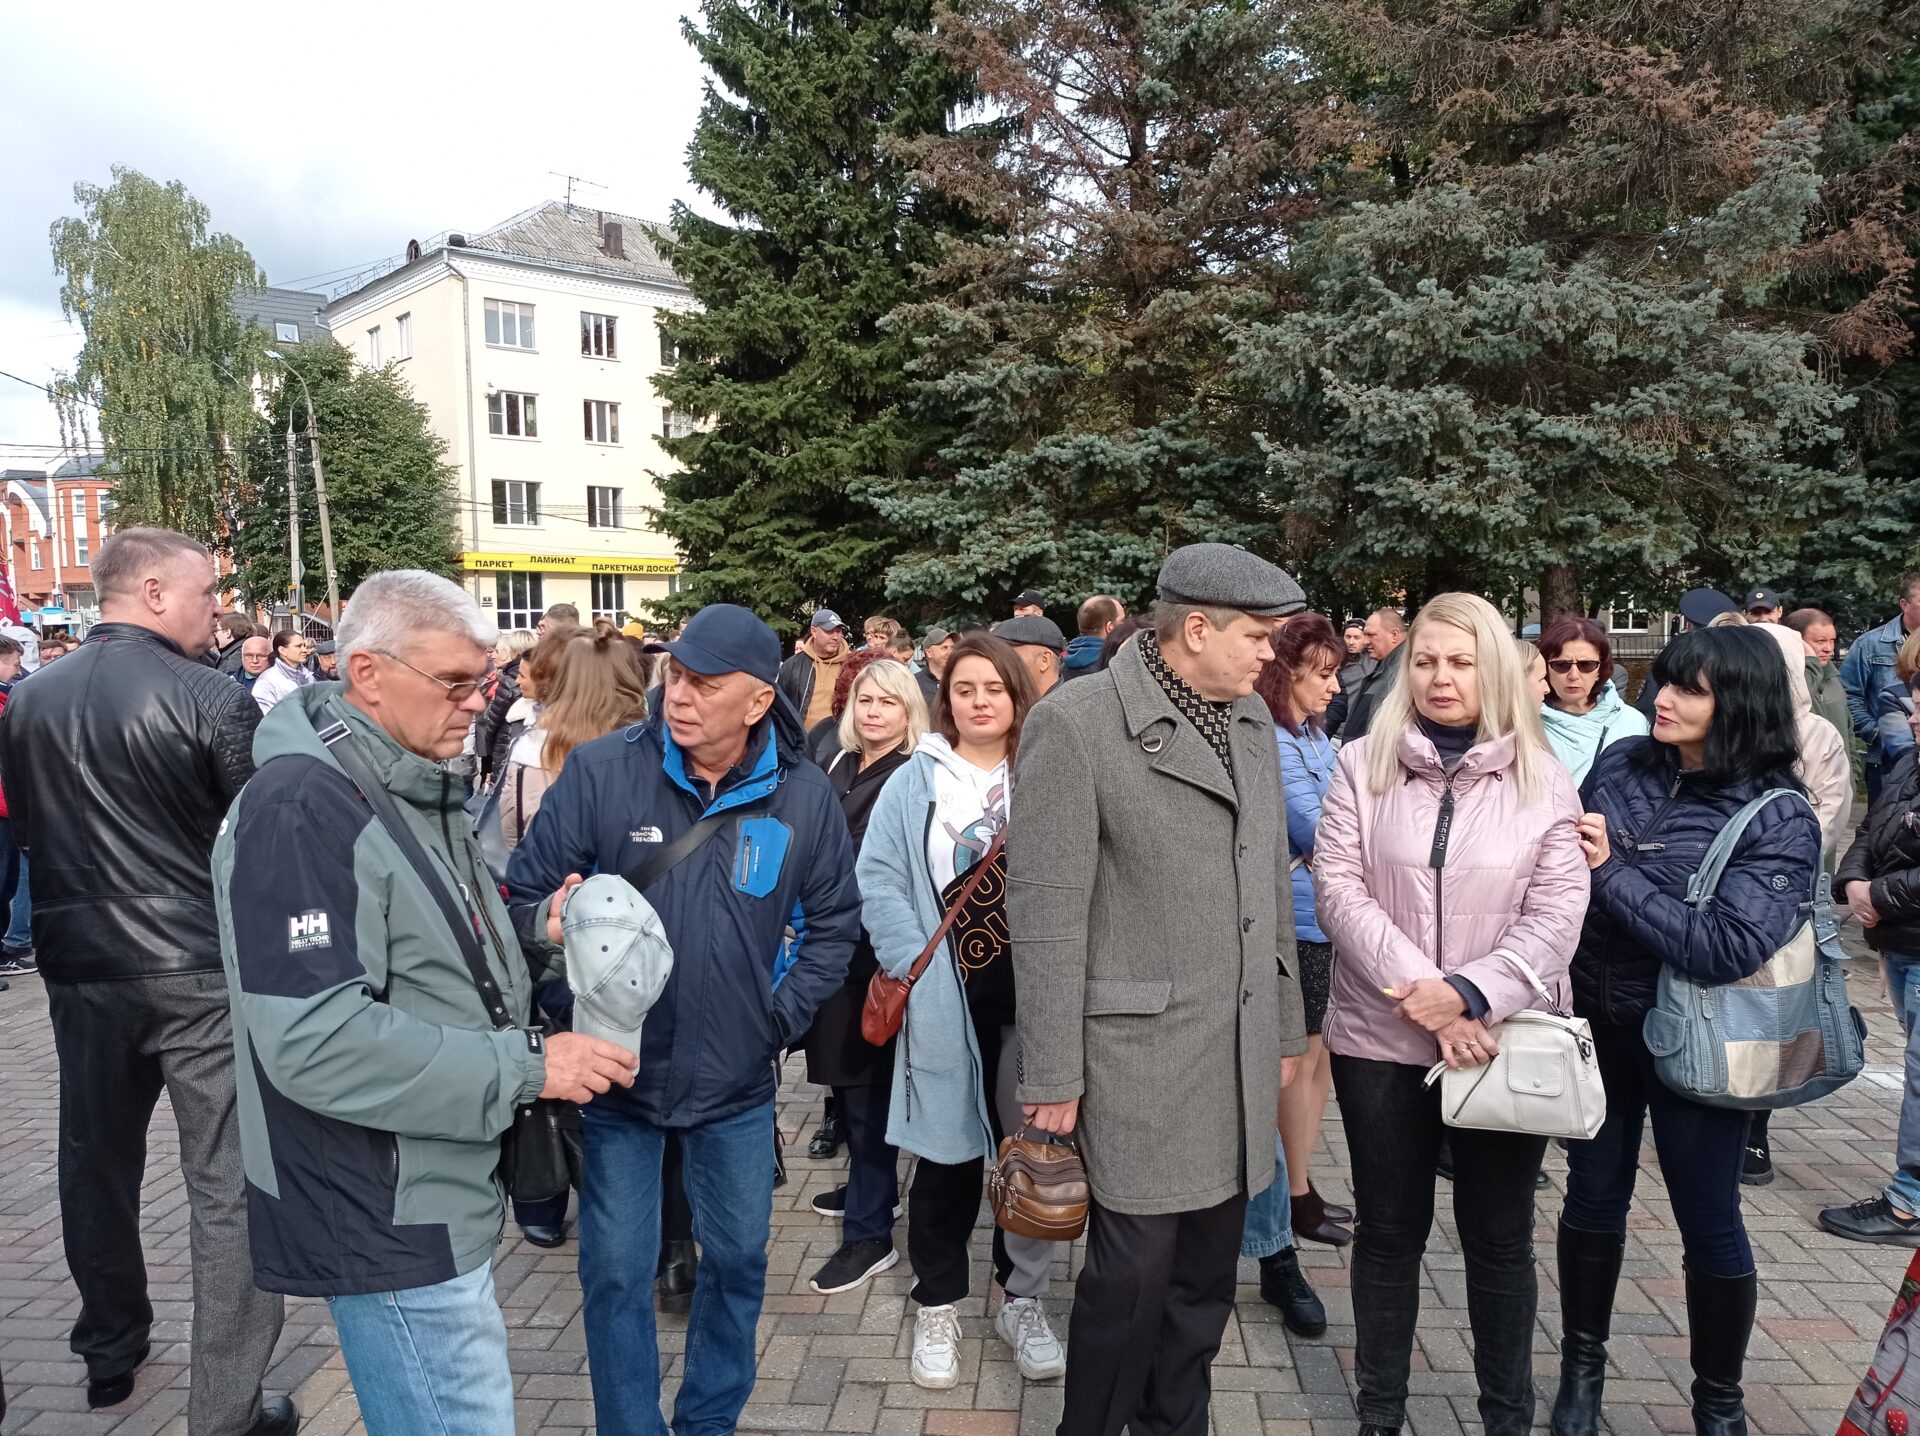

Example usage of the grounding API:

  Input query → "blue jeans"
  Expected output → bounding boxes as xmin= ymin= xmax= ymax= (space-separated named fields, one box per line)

xmin=7 ymin=852 xmax=28 ymax=948
xmin=1239 ymin=1130 xmax=1294 ymax=1259
xmin=1564 ymin=1021 xmax=1751 ymax=1277
xmin=327 ymin=1262 xmax=515 ymax=1436
xmin=580 ymin=1098 xmax=775 ymax=1436
xmin=1883 ymin=953 xmax=1920 ymax=1214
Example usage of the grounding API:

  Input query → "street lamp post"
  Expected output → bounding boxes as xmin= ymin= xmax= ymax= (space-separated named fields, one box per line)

xmin=265 ymin=349 xmax=340 ymax=628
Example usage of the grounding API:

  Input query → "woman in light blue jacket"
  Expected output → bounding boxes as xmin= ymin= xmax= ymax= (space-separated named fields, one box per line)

xmin=1538 ymin=617 xmax=1648 ymax=784
xmin=855 ymin=635 xmax=1066 ymax=1393
xmin=1239 ymin=613 xmax=1349 ymax=1336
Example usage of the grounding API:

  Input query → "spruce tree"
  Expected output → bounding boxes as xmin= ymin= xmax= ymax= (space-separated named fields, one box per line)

xmin=1237 ymin=0 xmax=1918 ymax=617
xmin=653 ymin=0 xmax=971 ymax=633
xmin=870 ymin=0 xmax=1312 ymax=618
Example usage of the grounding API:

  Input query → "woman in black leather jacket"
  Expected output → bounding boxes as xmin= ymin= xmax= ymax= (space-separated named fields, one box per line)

xmin=1552 ymin=627 xmax=1820 ymax=1436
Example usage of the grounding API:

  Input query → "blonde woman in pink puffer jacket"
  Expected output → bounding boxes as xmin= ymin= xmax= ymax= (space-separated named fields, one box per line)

xmin=1315 ymin=592 xmax=1590 ymax=1436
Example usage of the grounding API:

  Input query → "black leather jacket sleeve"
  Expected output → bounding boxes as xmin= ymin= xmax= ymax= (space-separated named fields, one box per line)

xmin=211 ymin=674 xmax=263 ymax=802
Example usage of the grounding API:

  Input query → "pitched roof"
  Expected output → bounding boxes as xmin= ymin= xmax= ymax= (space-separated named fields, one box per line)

xmin=464 ymin=202 xmax=676 ymax=286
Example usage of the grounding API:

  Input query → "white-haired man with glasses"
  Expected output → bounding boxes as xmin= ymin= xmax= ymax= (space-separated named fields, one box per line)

xmin=213 ymin=569 xmax=637 ymax=1435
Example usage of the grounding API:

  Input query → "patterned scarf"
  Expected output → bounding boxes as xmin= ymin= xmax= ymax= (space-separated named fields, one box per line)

xmin=1138 ymin=630 xmax=1236 ymax=773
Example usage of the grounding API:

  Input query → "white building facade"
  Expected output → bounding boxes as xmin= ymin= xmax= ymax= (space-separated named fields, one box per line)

xmin=323 ymin=203 xmax=688 ymax=629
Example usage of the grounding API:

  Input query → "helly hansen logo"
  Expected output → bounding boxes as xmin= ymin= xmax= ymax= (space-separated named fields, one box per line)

xmin=288 ymin=911 xmax=332 ymax=952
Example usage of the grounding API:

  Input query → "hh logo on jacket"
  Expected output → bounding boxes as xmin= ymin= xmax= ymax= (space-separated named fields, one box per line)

xmin=288 ymin=911 xmax=331 ymax=951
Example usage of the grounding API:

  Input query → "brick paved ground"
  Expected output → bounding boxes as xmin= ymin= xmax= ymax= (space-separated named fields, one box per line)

xmin=1 ymin=956 xmax=1912 ymax=1436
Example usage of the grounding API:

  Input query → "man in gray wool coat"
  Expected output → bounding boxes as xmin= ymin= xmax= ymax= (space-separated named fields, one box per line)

xmin=1010 ymin=542 xmax=1309 ymax=1436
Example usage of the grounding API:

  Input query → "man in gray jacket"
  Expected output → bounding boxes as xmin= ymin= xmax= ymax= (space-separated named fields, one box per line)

xmin=1011 ymin=542 xmax=1309 ymax=1436
xmin=214 ymin=571 xmax=636 ymax=1435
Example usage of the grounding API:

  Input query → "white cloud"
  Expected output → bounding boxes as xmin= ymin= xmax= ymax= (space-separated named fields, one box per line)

xmin=0 ymin=0 xmax=712 ymax=445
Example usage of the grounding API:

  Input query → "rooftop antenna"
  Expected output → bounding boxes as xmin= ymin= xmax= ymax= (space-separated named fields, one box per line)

xmin=549 ymin=171 xmax=606 ymax=214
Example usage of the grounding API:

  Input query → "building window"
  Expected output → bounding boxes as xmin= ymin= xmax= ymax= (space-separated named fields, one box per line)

xmin=491 ymin=480 xmax=541 ymax=526
xmin=584 ymin=400 xmax=620 ymax=445
xmin=484 ymin=299 xmax=535 ymax=350
xmin=395 ymin=312 xmax=412 ymax=360
xmin=495 ymin=573 xmax=544 ymax=630
xmin=367 ymin=326 xmax=381 ymax=366
xmin=30 ymin=537 xmax=41 ymax=571
xmin=591 ymin=573 xmax=625 ymax=621
xmin=661 ymin=407 xmax=696 ymax=440
xmin=582 ymin=312 xmax=618 ymax=359
xmin=71 ymin=493 xmax=88 ymax=567
xmin=660 ymin=331 xmax=677 ymax=365
xmin=1609 ymin=597 xmax=1650 ymax=633
xmin=587 ymin=486 xmax=623 ymax=529
xmin=487 ymin=391 xmax=539 ymax=438
xmin=275 ymin=321 xmax=299 ymax=343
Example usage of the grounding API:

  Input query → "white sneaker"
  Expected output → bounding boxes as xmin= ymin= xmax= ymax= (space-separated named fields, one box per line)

xmin=911 ymin=1303 xmax=962 ymax=1389
xmin=995 ymin=1294 xmax=1066 ymax=1380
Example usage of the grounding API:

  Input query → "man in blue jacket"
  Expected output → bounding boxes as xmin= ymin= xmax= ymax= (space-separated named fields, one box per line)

xmin=1841 ymin=570 xmax=1920 ymax=801
xmin=507 ymin=603 xmax=860 ymax=1436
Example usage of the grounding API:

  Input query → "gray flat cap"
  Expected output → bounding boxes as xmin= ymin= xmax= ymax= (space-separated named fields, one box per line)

xmin=994 ymin=615 xmax=1068 ymax=651
xmin=1157 ymin=543 xmax=1306 ymax=618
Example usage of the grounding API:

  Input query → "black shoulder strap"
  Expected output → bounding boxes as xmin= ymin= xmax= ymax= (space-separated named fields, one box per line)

xmin=317 ymin=717 xmax=517 ymax=1033
xmin=623 ymin=805 xmax=765 ymax=894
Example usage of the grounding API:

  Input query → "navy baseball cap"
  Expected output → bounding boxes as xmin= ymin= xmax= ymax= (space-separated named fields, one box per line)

xmin=645 ymin=604 xmax=781 ymax=684
xmin=809 ymin=609 xmax=847 ymax=632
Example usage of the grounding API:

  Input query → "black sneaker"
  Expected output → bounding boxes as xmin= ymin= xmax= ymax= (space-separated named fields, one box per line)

xmin=808 ymin=1238 xmax=899 ymax=1294
xmin=1819 ymin=1195 xmax=1920 ymax=1246
xmin=1741 ymin=1142 xmax=1774 ymax=1187
xmin=1258 ymin=1245 xmax=1326 ymax=1337
xmin=0 ymin=947 xmax=34 ymax=975
xmin=810 ymin=1185 xmax=903 ymax=1219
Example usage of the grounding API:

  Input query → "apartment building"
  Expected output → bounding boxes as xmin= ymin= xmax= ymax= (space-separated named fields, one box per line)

xmin=323 ymin=203 xmax=688 ymax=628
xmin=0 ymin=450 xmax=112 ymax=629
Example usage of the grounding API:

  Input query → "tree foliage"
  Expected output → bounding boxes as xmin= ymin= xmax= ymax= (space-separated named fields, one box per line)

xmin=870 ymin=0 xmax=1312 ymax=617
xmin=1239 ymin=0 xmax=1920 ymax=617
xmin=229 ymin=340 xmax=461 ymax=606
xmin=51 ymin=166 xmax=267 ymax=548
xmin=652 ymin=0 xmax=973 ymax=634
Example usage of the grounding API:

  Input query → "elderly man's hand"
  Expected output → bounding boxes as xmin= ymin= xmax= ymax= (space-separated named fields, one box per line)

xmin=540 ymin=1033 xmax=638 ymax=1103
xmin=1022 ymin=1099 xmax=1079 ymax=1135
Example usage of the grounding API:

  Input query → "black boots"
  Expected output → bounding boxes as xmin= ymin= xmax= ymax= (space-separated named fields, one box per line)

xmin=1686 ymin=1267 xmax=1758 ymax=1436
xmin=1551 ymin=1224 xmax=1624 ymax=1436
xmin=1259 ymin=1245 xmax=1327 ymax=1337
xmin=656 ymin=1238 xmax=698 ymax=1313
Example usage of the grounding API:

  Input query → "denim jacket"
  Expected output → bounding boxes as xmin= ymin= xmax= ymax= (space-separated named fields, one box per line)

xmin=1841 ymin=612 xmax=1913 ymax=763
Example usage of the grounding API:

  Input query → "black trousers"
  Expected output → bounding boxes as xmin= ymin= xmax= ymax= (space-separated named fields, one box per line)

xmin=47 ymin=972 xmax=284 ymax=1432
xmin=1058 ymin=1192 xmax=1247 ymax=1436
xmin=1332 ymin=1054 xmax=1546 ymax=1436
xmin=907 ymin=1021 xmax=1015 ymax=1306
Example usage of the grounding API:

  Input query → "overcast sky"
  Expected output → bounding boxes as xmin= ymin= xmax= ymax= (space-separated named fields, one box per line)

xmin=0 ymin=0 xmax=711 ymax=453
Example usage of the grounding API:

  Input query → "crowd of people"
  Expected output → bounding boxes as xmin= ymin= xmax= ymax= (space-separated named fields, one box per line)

xmin=4 ymin=525 xmax=1920 ymax=1436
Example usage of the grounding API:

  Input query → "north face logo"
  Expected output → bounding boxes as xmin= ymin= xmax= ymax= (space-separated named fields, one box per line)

xmin=289 ymin=911 xmax=332 ymax=951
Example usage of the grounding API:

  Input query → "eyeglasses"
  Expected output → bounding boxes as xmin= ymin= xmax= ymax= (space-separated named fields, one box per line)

xmin=1547 ymin=658 xmax=1601 ymax=675
xmin=374 ymin=649 xmax=485 ymax=703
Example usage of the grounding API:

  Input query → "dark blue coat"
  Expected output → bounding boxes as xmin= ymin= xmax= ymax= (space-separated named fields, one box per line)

xmin=1572 ymin=739 xmax=1821 ymax=1027
xmin=505 ymin=696 xmax=860 ymax=1126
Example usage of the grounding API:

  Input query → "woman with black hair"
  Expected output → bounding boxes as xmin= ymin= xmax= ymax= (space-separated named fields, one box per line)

xmin=1552 ymin=626 xmax=1822 ymax=1436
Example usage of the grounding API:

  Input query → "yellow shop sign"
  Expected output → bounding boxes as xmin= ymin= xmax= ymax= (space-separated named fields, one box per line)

xmin=461 ymin=552 xmax=681 ymax=576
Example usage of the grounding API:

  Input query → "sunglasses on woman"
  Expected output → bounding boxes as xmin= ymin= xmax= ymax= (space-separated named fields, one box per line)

xmin=1547 ymin=658 xmax=1601 ymax=675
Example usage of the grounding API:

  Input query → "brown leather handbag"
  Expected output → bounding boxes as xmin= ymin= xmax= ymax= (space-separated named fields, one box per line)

xmin=861 ymin=832 xmax=1005 ymax=1046
xmin=988 ymin=1128 xmax=1090 ymax=1241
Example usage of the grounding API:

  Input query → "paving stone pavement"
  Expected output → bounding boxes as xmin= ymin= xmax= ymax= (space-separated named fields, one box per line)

xmin=2 ymin=955 xmax=1914 ymax=1436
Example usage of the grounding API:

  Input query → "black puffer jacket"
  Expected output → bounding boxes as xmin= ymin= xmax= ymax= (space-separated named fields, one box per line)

xmin=1836 ymin=750 xmax=1920 ymax=954
xmin=1572 ymin=739 xmax=1822 ymax=1027
xmin=0 ymin=621 xmax=262 ymax=981
xmin=474 ymin=657 xmax=521 ymax=781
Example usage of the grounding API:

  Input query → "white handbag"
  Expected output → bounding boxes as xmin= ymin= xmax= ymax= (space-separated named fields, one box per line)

xmin=1421 ymin=954 xmax=1606 ymax=1141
